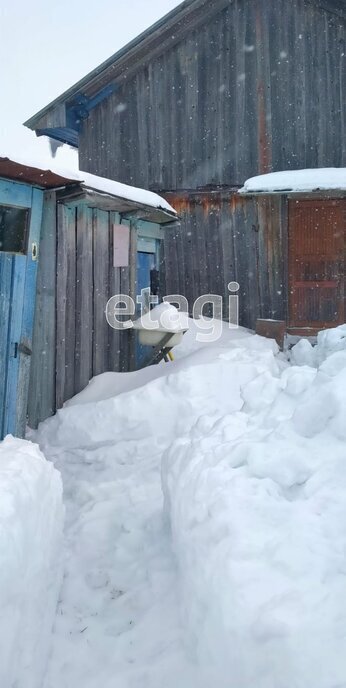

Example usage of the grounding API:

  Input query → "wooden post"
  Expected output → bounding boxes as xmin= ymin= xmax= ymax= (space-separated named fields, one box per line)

xmin=128 ymin=220 xmax=138 ymax=371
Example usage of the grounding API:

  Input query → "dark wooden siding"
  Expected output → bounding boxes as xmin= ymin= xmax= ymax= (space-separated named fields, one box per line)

xmin=79 ymin=0 xmax=345 ymax=190
xmin=55 ymin=204 xmax=136 ymax=407
xmin=162 ymin=191 xmax=288 ymax=330
xmin=28 ymin=199 xmax=134 ymax=428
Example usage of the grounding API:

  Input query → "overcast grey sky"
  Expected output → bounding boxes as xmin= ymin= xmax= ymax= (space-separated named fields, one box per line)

xmin=0 ymin=0 xmax=181 ymax=169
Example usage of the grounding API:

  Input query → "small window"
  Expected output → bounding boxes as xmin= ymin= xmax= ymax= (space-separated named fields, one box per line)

xmin=0 ymin=205 xmax=30 ymax=254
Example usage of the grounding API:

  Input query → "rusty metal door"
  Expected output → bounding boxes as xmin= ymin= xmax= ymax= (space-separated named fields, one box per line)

xmin=288 ymin=199 xmax=345 ymax=330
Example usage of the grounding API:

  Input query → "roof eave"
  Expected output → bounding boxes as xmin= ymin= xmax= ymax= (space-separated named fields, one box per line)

xmin=24 ymin=0 xmax=345 ymax=145
xmin=24 ymin=0 xmax=232 ymax=140
xmin=24 ymin=0 xmax=199 ymax=131
xmin=58 ymin=186 xmax=178 ymax=224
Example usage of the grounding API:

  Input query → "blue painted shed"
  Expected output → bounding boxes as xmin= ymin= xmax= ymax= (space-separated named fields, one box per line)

xmin=0 ymin=158 xmax=75 ymax=439
xmin=0 ymin=155 xmax=176 ymax=439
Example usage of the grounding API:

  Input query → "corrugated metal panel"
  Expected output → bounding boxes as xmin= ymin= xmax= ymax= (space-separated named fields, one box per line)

xmin=0 ymin=157 xmax=76 ymax=189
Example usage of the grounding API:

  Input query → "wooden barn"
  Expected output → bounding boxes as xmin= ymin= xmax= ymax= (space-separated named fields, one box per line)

xmin=0 ymin=155 xmax=176 ymax=439
xmin=25 ymin=0 xmax=346 ymax=331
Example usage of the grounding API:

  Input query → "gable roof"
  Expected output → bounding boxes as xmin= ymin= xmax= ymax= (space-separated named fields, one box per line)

xmin=24 ymin=0 xmax=345 ymax=147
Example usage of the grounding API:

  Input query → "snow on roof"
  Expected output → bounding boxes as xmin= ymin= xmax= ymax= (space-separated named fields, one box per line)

xmin=77 ymin=171 xmax=176 ymax=215
xmin=239 ymin=168 xmax=346 ymax=194
xmin=0 ymin=151 xmax=176 ymax=216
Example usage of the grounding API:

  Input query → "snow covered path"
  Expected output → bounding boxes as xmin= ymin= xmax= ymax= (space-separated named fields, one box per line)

xmin=32 ymin=322 xmax=256 ymax=688
xmin=38 ymin=435 xmax=198 ymax=688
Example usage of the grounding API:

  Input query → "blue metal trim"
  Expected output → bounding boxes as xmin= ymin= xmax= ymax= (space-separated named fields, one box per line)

xmin=69 ymin=83 xmax=119 ymax=121
xmin=36 ymin=127 xmax=79 ymax=148
xmin=36 ymin=83 xmax=119 ymax=148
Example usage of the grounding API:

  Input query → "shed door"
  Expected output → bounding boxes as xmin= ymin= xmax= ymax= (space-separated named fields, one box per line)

xmin=288 ymin=200 xmax=345 ymax=330
xmin=136 ymin=249 xmax=157 ymax=368
xmin=0 ymin=184 xmax=43 ymax=439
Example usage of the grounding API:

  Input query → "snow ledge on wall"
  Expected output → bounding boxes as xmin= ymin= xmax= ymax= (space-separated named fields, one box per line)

xmin=239 ymin=168 xmax=346 ymax=194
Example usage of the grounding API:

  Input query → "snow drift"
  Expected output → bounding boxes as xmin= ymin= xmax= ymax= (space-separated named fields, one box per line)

xmin=32 ymin=327 xmax=280 ymax=687
xmin=32 ymin=322 xmax=346 ymax=688
xmin=0 ymin=436 xmax=64 ymax=688
xmin=162 ymin=325 xmax=346 ymax=688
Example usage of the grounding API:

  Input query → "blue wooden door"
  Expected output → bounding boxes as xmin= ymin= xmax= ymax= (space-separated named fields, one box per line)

xmin=136 ymin=251 xmax=156 ymax=368
xmin=0 ymin=180 xmax=43 ymax=439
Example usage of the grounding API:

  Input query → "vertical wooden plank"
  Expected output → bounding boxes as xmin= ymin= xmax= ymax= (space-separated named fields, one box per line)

xmin=93 ymin=208 xmax=110 ymax=376
xmin=56 ymin=204 xmax=76 ymax=408
xmin=0 ymin=253 xmax=13 ymax=437
xmin=129 ymin=219 xmax=138 ymax=303
xmin=75 ymin=204 xmax=93 ymax=395
xmin=128 ymin=220 xmax=138 ymax=372
xmin=56 ymin=203 xmax=68 ymax=410
xmin=244 ymin=197 xmax=261 ymax=328
xmin=220 ymin=196 xmax=236 ymax=319
xmin=4 ymin=254 xmax=27 ymax=436
xmin=28 ymin=191 xmax=57 ymax=428
xmin=15 ymin=187 xmax=44 ymax=437
xmin=182 ymin=210 xmax=195 ymax=314
xmin=108 ymin=211 xmax=121 ymax=372
xmin=162 ymin=221 xmax=176 ymax=298
xmin=158 ymin=236 xmax=167 ymax=299
xmin=118 ymin=218 xmax=131 ymax=372
xmin=279 ymin=196 xmax=289 ymax=324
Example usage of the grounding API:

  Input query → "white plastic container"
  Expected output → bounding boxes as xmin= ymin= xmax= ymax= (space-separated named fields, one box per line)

xmin=138 ymin=329 xmax=184 ymax=347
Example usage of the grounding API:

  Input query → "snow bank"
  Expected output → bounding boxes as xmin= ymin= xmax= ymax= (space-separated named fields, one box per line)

xmin=0 ymin=436 xmax=64 ymax=688
xmin=239 ymin=167 xmax=346 ymax=194
xmin=291 ymin=323 xmax=346 ymax=368
xmin=162 ymin=330 xmax=346 ymax=688
xmin=65 ymin=319 xmax=252 ymax=407
xmin=33 ymin=325 xmax=271 ymax=687
xmin=36 ymin=333 xmax=279 ymax=451
xmin=32 ymin=319 xmax=346 ymax=687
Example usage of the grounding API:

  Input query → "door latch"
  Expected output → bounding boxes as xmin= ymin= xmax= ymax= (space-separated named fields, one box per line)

xmin=31 ymin=242 xmax=38 ymax=261
xmin=14 ymin=342 xmax=32 ymax=358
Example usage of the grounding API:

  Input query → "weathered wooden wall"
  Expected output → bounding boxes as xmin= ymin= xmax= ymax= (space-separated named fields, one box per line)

xmin=27 ymin=191 xmax=57 ymax=430
xmin=162 ymin=191 xmax=288 ymax=330
xmin=79 ymin=0 xmax=345 ymax=190
xmin=28 ymin=199 xmax=133 ymax=428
